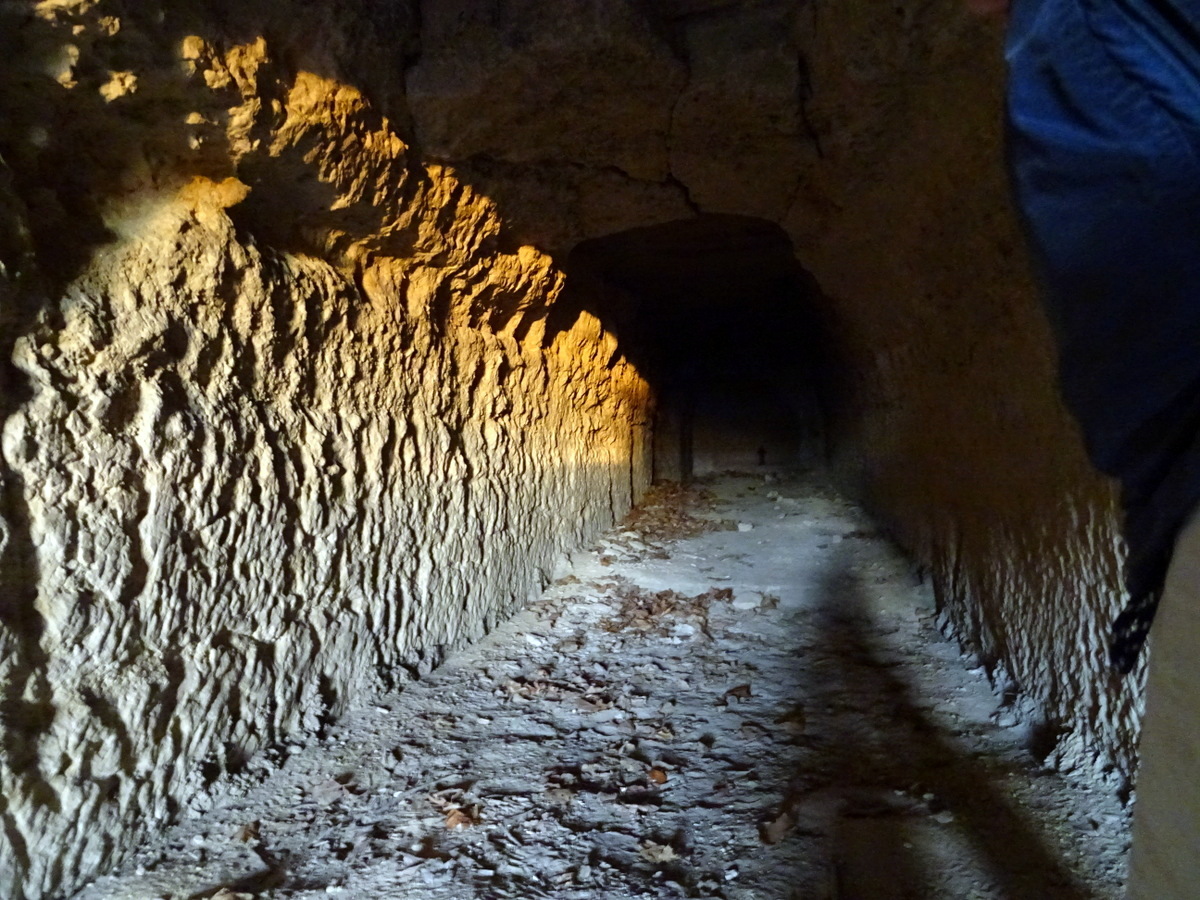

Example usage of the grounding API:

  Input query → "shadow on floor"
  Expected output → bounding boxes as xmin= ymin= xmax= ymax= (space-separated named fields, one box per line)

xmin=789 ymin=546 xmax=1099 ymax=900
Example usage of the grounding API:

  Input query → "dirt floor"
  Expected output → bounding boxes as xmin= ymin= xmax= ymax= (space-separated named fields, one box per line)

xmin=72 ymin=472 xmax=1130 ymax=900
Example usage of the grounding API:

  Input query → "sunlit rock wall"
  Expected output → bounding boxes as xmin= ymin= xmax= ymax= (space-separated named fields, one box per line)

xmin=406 ymin=0 xmax=1139 ymax=774
xmin=0 ymin=3 xmax=651 ymax=897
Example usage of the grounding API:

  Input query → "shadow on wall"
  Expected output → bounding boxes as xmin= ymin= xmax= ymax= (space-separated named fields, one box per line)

xmin=552 ymin=214 xmax=836 ymax=483
xmin=782 ymin=546 xmax=1099 ymax=899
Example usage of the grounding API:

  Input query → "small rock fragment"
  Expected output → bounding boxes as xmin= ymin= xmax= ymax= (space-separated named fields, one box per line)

xmin=639 ymin=841 xmax=678 ymax=864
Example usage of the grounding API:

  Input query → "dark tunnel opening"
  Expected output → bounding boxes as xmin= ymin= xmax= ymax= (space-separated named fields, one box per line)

xmin=559 ymin=214 xmax=832 ymax=482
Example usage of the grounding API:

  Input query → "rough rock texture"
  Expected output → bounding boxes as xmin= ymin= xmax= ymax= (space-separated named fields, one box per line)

xmin=0 ymin=4 xmax=650 ymax=898
xmin=73 ymin=474 xmax=1129 ymax=900
xmin=788 ymin=2 xmax=1142 ymax=777
xmin=0 ymin=0 xmax=1138 ymax=897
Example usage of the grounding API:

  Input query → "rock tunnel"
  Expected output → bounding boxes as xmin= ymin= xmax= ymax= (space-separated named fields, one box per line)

xmin=0 ymin=0 xmax=1143 ymax=897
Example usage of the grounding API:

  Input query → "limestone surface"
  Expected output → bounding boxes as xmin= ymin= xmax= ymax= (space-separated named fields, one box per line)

xmin=0 ymin=4 xmax=651 ymax=897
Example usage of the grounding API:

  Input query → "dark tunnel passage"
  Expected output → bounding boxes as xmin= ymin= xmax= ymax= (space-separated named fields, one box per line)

xmin=558 ymin=215 xmax=832 ymax=482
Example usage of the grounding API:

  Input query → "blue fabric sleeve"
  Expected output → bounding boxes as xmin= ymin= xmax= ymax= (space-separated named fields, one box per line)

xmin=1006 ymin=0 xmax=1200 ymax=671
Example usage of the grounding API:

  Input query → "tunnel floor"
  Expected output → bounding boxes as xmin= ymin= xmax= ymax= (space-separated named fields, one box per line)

xmin=74 ymin=473 xmax=1128 ymax=900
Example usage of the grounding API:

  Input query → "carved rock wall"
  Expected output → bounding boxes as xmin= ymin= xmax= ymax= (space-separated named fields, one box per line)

xmin=791 ymin=0 xmax=1140 ymax=773
xmin=0 ymin=4 xmax=650 ymax=897
xmin=0 ymin=0 xmax=1138 ymax=896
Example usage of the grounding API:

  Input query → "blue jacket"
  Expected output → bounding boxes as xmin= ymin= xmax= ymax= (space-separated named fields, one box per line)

xmin=1006 ymin=0 xmax=1200 ymax=671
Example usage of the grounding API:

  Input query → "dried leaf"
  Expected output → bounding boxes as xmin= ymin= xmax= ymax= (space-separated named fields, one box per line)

xmin=445 ymin=806 xmax=482 ymax=829
xmin=598 ymin=578 xmax=720 ymax=636
xmin=503 ymin=676 xmax=565 ymax=701
xmin=429 ymin=788 xmax=481 ymax=824
xmin=649 ymin=768 xmax=668 ymax=784
xmin=619 ymin=482 xmax=722 ymax=542
xmin=639 ymin=841 xmax=678 ymax=863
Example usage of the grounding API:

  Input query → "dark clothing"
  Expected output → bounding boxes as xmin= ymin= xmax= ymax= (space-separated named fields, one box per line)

xmin=1006 ymin=0 xmax=1200 ymax=671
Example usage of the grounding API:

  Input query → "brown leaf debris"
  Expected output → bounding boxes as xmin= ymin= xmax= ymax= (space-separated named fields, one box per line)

xmin=444 ymin=806 xmax=483 ymax=829
xmin=720 ymin=684 xmax=753 ymax=705
xmin=599 ymin=578 xmax=732 ymax=637
xmin=620 ymin=482 xmax=724 ymax=543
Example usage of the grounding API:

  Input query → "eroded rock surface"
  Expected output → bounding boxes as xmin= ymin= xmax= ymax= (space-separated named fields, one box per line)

xmin=406 ymin=0 xmax=1140 ymax=779
xmin=0 ymin=0 xmax=1135 ymax=896
xmin=0 ymin=4 xmax=650 ymax=897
